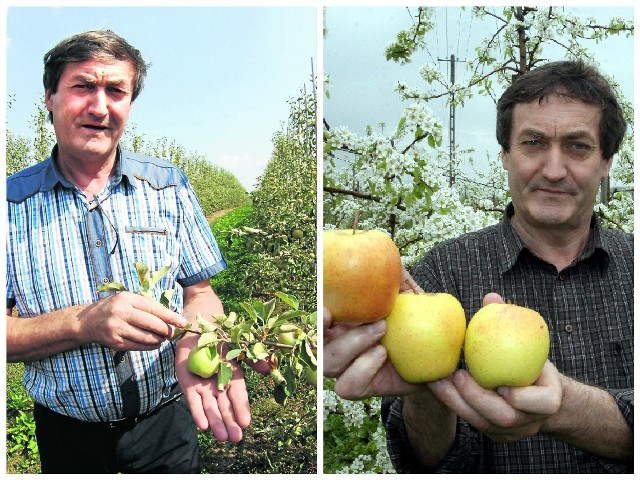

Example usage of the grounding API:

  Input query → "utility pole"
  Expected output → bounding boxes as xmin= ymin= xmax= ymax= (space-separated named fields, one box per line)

xmin=438 ymin=54 xmax=465 ymax=186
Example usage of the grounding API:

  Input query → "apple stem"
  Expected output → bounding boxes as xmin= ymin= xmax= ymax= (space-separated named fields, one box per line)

xmin=405 ymin=279 xmax=420 ymax=294
xmin=352 ymin=210 xmax=363 ymax=234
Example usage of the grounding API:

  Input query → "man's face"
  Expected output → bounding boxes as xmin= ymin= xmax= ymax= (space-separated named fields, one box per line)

xmin=502 ymin=93 xmax=611 ymax=232
xmin=45 ymin=58 xmax=135 ymax=165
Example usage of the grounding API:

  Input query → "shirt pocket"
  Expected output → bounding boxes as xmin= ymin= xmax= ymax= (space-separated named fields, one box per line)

xmin=122 ymin=221 xmax=179 ymax=276
xmin=606 ymin=337 xmax=633 ymax=388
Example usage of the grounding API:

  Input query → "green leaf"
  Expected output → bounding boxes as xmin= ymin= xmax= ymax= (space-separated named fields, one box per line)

xmin=262 ymin=298 xmax=276 ymax=322
xmin=171 ymin=327 xmax=186 ymax=341
xmin=240 ymin=301 xmax=258 ymax=322
xmin=159 ymin=289 xmax=174 ymax=308
xmin=217 ymin=361 xmax=233 ymax=391
xmin=225 ymin=348 xmax=243 ymax=361
xmin=222 ymin=311 xmax=237 ymax=328
xmin=275 ymin=291 xmax=299 ymax=310
xmin=197 ymin=331 xmax=218 ymax=347
xmin=197 ymin=314 xmax=216 ymax=333
xmin=276 ymin=310 xmax=306 ymax=324
xmin=149 ymin=265 xmax=171 ymax=289
xmin=300 ymin=338 xmax=317 ymax=367
xmin=97 ymin=282 xmax=128 ymax=293
xmin=134 ymin=262 xmax=150 ymax=291
xmin=273 ymin=383 xmax=288 ymax=406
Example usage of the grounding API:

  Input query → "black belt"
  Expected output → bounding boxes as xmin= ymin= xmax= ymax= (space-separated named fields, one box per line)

xmin=106 ymin=388 xmax=182 ymax=429
xmin=35 ymin=384 xmax=183 ymax=431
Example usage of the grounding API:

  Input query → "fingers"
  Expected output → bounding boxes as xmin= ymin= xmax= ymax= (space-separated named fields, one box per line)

xmin=482 ymin=292 xmax=505 ymax=306
xmin=334 ymin=344 xmax=388 ymax=400
xmin=98 ymin=293 xmax=187 ymax=348
xmin=225 ymin=365 xmax=251 ymax=429
xmin=129 ymin=294 xmax=187 ymax=330
xmin=183 ymin=359 xmax=251 ymax=443
xmin=497 ymin=361 xmax=563 ymax=415
xmin=450 ymin=370 xmax=524 ymax=429
xmin=434 ymin=366 xmax=562 ymax=444
xmin=184 ymin=387 xmax=210 ymax=431
xmin=323 ymin=306 xmax=333 ymax=331
xmin=324 ymin=320 xmax=386 ymax=378
xmin=400 ymin=268 xmax=424 ymax=293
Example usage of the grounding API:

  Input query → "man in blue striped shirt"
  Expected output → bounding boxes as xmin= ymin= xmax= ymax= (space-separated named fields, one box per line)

xmin=6 ymin=30 xmax=258 ymax=473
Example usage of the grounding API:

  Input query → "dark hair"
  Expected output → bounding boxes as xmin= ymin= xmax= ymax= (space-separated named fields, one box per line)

xmin=43 ymin=30 xmax=149 ymax=121
xmin=496 ymin=60 xmax=626 ymax=160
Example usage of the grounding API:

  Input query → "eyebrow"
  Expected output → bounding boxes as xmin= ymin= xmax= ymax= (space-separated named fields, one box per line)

xmin=70 ymin=73 xmax=131 ymax=89
xmin=517 ymin=128 xmax=597 ymax=143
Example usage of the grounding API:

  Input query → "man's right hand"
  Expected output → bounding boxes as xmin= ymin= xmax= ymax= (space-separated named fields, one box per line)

xmin=324 ymin=307 xmax=423 ymax=400
xmin=79 ymin=292 xmax=187 ymax=350
xmin=323 ymin=267 xmax=427 ymax=399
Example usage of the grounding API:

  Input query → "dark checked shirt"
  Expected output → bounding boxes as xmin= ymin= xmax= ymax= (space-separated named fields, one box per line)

xmin=6 ymin=145 xmax=226 ymax=422
xmin=382 ymin=203 xmax=633 ymax=473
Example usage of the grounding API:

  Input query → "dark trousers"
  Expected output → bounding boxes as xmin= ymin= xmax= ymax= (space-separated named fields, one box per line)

xmin=33 ymin=394 xmax=200 ymax=474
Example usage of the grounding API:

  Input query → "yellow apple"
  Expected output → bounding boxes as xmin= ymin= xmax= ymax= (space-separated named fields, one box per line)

xmin=464 ymin=303 xmax=550 ymax=390
xmin=324 ymin=229 xmax=402 ymax=323
xmin=382 ymin=292 xmax=466 ymax=383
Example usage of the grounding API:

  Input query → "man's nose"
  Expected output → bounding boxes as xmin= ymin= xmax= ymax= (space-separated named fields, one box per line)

xmin=541 ymin=144 xmax=568 ymax=182
xmin=87 ymin=89 xmax=108 ymax=116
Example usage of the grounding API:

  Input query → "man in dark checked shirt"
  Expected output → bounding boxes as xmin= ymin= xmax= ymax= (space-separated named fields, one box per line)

xmin=323 ymin=60 xmax=633 ymax=473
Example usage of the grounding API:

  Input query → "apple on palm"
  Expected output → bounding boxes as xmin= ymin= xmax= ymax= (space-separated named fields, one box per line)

xmin=187 ymin=345 xmax=221 ymax=379
xmin=464 ymin=302 xmax=550 ymax=389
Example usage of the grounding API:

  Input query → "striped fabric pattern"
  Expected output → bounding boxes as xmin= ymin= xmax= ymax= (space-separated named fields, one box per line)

xmin=7 ymin=147 xmax=226 ymax=421
xmin=382 ymin=204 xmax=633 ymax=473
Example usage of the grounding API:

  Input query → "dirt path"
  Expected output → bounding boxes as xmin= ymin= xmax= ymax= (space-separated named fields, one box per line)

xmin=206 ymin=207 xmax=236 ymax=224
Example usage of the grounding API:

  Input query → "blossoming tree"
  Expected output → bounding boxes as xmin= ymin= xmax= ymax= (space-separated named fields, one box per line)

xmin=323 ymin=6 xmax=634 ymax=473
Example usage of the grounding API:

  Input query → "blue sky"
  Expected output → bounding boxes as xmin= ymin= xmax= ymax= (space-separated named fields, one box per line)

xmin=5 ymin=6 xmax=317 ymax=191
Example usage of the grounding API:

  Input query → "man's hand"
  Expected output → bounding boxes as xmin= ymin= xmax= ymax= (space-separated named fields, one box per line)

xmin=175 ymin=333 xmax=251 ymax=442
xmin=427 ymin=292 xmax=563 ymax=443
xmin=78 ymin=292 xmax=187 ymax=350
xmin=324 ymin=268 xmax=425 ymax=399
xmin=429 ymin=360 xmax=563 ymax=442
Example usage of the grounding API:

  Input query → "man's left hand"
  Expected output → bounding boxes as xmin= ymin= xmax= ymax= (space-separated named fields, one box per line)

xmin=175 ymin=333 xmax=251 ymax=443
xmin=428 ymin=360 xmax=563 ymax=443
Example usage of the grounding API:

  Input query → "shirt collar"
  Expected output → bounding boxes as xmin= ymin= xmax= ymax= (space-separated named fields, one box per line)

xmin=45 ymin=144 xmax=135 ymax=192
xmin=498 ymin=202 xmax=609 ymax=273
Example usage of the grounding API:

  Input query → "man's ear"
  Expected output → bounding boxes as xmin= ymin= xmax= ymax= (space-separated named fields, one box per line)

xmin=500 ymin=148 xmax=509 ymax=170
xmin=44 ymin=90 xmax=53 ymax=112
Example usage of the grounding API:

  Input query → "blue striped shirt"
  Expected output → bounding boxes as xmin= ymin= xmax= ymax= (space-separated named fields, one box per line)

xmin=6 ymin=146 xmax=227 ymax=422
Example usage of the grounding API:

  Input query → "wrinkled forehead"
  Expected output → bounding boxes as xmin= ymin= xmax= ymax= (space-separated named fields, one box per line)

xmin=59 ymin=58 xmax=135 ymax=86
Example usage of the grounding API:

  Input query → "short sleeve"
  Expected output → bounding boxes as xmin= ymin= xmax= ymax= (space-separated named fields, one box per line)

xmin=175 ymin=180 xmax=227 ymax=286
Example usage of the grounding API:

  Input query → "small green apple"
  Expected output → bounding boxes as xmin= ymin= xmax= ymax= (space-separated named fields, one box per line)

xmin=277 ymin=324 xmax=302 ymax=346
xmin=464 ymin=302 xmax=550 ymax=389
xmin=303 ymin=366 xmax=318 ymax=388
xmin=382 ymin=292 xmax=466 ymax=383
xmin=187 ymin=345 xmax=221 ymax=379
